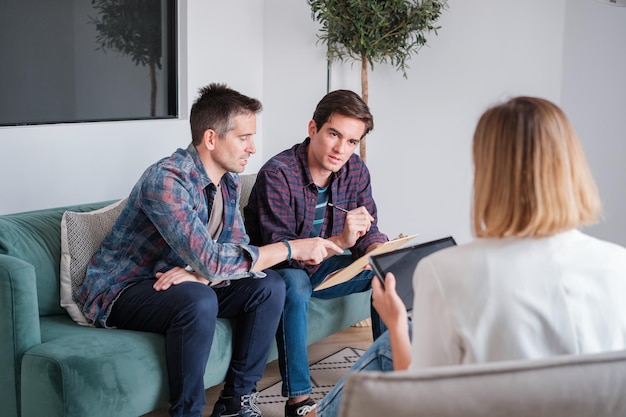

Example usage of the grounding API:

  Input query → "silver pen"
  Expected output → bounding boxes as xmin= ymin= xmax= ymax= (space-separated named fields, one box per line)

xmin=327 ymin=202 xmax=349 ymax=213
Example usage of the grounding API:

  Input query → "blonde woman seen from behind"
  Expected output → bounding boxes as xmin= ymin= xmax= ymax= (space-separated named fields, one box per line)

xmin=310 ymin=96 xmax=626 ymax=417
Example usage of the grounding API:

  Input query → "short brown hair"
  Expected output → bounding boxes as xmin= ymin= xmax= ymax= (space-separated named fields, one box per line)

xmin=312 ymin=90 xmax=374 ymax=138
xmin=472 ymin=96 xmax=601 ymax=238
xmin=189 ymin=83 xmax=262 ymax=146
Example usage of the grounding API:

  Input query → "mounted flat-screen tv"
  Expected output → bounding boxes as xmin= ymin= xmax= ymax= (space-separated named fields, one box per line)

xmin=0 ymin=0 xmax=178 ymax=126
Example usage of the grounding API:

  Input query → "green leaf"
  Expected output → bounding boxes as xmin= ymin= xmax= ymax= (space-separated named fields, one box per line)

xmin=307 ymin=0 xmax=448 ymax=78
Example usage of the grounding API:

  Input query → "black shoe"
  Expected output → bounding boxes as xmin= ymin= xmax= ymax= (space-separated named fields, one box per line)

xmin=210 ymin=390 xmax=262 ymax=417
xmin=285 ymin=397 xmax=317 ymax=417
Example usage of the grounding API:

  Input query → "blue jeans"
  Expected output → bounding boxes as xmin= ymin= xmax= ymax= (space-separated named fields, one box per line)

xmin=276 ymin=255 xmax=386 ymax=398
xmin=108 ymin=271 xmax=285 ymax=417
xmin=316 ymin=324 xmax=412 ymax=417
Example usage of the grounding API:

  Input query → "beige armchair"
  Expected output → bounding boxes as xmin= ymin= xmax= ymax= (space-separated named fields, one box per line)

xmin=339 ymin=349 xmax=626 ymax=417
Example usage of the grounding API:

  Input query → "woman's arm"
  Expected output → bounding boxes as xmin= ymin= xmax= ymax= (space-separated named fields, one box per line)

xmin=371 ymin=275 xmax=412 ymax=370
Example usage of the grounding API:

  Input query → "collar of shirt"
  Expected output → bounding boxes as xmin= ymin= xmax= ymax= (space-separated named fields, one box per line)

xmin=185 ymin=143 xmax=239 ymax=194
xmin=185 ymin=143 xmax=213 ymax=189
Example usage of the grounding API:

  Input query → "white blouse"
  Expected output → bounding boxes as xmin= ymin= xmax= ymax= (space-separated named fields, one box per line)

xmin=409 ymin=229 xmax=626 ymax=371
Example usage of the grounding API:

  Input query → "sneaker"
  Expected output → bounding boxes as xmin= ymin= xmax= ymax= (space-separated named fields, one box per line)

xmin=285 ymin=397 xmax=317 ymax=417
xmin=210 ymin=390 xmax=262 ymax=417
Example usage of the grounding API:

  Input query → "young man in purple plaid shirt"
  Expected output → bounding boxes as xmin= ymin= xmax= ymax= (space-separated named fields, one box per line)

xmin=244 ymin=90 xmax=389 ymax=417
xmin=79 ymin=84 xmax=342 ymax=417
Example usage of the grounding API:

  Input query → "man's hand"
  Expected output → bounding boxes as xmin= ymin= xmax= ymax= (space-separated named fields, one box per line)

xmin=335 ymin=206 xmax=374 ymax=249
xmin=153 ymin=266 xmax=207 ymax=291
xmin=290 ymin=237 xmax=343 ymax=265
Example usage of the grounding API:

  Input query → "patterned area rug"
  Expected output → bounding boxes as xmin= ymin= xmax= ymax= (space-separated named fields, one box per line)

xmin=257 ymin=347 xmax=365 ymax=417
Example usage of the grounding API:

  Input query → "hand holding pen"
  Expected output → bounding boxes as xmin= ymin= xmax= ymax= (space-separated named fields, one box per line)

xmin=328 ymin=202 xmax=374 ymax=247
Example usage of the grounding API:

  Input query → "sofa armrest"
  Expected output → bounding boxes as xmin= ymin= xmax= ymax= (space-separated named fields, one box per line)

xmin=0 ymin=254 xmax=42 ymax=417
xmin=339 ymin=349 xmax=626 ymax=417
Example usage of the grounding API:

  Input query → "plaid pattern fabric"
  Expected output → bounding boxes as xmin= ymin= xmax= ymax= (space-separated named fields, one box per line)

xmin=79 ymin=144 xmax=260 ymax=327
xmin=244 ymin=138 xmax=387 ymax=275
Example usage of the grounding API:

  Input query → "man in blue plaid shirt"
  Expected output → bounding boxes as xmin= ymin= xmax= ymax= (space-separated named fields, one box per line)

xmin=79 ymin=84 xmax=342 ymax=417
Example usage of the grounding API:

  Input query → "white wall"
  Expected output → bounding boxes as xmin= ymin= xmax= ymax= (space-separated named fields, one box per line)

xmin=263 ymin=0 xmax=567 ymax=244
xmin=1 ymin=0 xmax=625 ymax=247
xmin=562 ymin=0 xmax=626 ymax=246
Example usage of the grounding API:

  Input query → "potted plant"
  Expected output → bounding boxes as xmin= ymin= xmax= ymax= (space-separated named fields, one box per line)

xmin=308 ymin=0 xmax=448 ymax=163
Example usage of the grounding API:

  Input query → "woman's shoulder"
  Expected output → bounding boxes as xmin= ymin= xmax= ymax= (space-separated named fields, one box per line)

xmin=564 ymin=229 xmax=626 ymax=261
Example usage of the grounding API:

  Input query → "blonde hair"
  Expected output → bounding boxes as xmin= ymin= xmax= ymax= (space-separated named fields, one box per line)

xmin=472 ymin=96 xmax=601 ymax=238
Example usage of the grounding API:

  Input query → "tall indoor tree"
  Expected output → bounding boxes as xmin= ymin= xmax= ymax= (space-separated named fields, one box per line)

xmin=308 ymin=0 xmax=448 ymax=163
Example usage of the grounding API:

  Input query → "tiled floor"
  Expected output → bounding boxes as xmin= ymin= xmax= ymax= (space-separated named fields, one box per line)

xmin=143 ymin=326 xmax=373 ymax=417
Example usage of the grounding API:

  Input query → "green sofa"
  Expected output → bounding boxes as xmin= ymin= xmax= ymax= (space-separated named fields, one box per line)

xmin=0 ymin=174 xmax=371 ymax=417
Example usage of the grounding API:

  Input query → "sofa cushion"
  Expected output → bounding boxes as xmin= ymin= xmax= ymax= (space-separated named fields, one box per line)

xmin=0 ymin=202 xmax=117 ymax=316
xmin=239 ymin=173 xmax=257 ymax=220
xmin=60 ymin=199 xmax=127 ymax=325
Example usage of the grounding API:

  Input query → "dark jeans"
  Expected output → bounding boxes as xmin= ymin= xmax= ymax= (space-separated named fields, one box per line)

xmin=108 ymin=270 xmax=286 ymax=417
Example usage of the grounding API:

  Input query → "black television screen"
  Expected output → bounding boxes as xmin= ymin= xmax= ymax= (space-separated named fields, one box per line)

xmin=0 ymin=0 xmax=178 ymax=126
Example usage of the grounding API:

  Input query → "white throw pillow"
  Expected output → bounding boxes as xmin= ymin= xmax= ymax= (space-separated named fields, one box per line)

xmin=60 ymin=199 xmax=127 ymax=325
